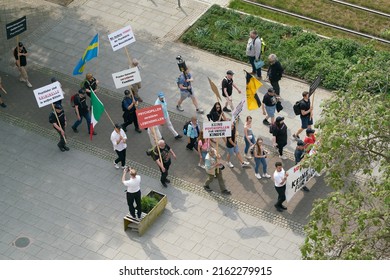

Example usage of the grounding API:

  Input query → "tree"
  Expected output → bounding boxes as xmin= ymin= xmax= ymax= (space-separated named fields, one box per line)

xmin=301 ymin=56 xmax=390 ymax=259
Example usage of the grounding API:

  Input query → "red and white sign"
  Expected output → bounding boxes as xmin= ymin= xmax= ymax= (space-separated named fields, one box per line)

xmin=203 ymin=121 xmax=232 ymax=138
xmin=285 ymin=165 xmax=316 ymax=202
xmin=33 ymin=81 xmax=64 ymax=108
xmin=136 ymin=105 xmax=165 ymax=129
xmin=108 ymin=25 xmax=136 ymax=52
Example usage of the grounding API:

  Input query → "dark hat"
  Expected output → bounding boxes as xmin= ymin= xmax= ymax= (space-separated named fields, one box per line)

xmin=18 ymin=42 xmax=23 ymax=47
xmin=124 ymin=89 xmax=131 ymax=95
xmin=226 ymin=70 xmax=234 ymax=75
xmin=297 ymin=140 xmax=305 ymax=146
xmin=275 ymin=116 xmax=284 ymax=122
xmin=158 ymin=92 xmax=165 ymax=98
xmin=306 ymin=128 xmax=315 ymax=134
xmin=78 ymin=89 xmax=85 ymax=94
xmin=51 ymin=77 xmax=57 ymax=83
xmin=54 ymin=103 xmax=62 ymax=110
xmin=267 ymin=88 xmax=275 ymax=93
xmin=114 ymin=123 xmax=122 ymax=129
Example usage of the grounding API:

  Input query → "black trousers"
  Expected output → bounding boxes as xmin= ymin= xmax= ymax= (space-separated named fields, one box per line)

xmin=275 ymin=185 xmax=286 ymax=207
xmin=126 ymin=190 xmax=142 ymax=218
xmin=270 ymin=80 xmax=280 ymax=96
xmin=115 ymin=149 xmax=126 ymax=167
xmin=122 ymin=110 xmax=139 ymax=130
xmin=248 ymin=56 xmax=262 ymax=77
xmin=159 ymin=159 xmax=171 ymax=183
xmin=55 ymin=129 xmax=66 ymax=148
xmin=186 ymin=137 xmax=197 ymax=150
xmin=276 ymin=142 xmax=286 ymax=156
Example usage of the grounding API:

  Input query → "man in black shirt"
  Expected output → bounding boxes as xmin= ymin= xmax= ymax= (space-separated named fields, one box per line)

xmin=71 ymin=89 xmax=96 ymax=135
xmin=266 ymin=54 xmax=284 ymax=96
xmin=261 ymin=88 xmax=279 ymax=125
xmin=49 ymin=104 xmax=69 ymax=152
xmin=221 ymin=70 xmax=242 ymax=112
xmin=292 ymin=91 xmax=313 ymax=140
xmin=13 ymin=42 xmax=32 ymax=88
xmin=150 ymin=140 xmax=177 ymax=188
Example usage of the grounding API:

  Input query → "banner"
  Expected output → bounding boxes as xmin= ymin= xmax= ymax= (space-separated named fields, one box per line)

xmin=285 ymin=165 xmax=316 ymax=202
xmin=309 ymin=75 xmax=322 ymax=97
xmin=232 ymin=98 xmax=246 ymax=121
xmin=33 ymin=82 xmax=64 ymax=108
xmin=108 ymin=25 xmax=136 ymax=51
xmin=6 ymin=16 xmax=27 ymax=39
xmin=112 ymin=67 xmax=141 ymax=89
xmin=203 ymin=121 xmax=232 ymax=138
xmin=136 ymin=105 xmax=165 ymax=129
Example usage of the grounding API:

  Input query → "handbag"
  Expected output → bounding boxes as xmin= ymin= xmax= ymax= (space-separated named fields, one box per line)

xmin=254 ymin=60 xmax=264 ymax=69
xmin=276 ymin=101 xmax=283 ymax=112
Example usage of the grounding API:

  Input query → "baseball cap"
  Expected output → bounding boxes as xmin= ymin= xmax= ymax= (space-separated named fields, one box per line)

xmin=267 ymin=88 xmax=275 ymax=93
xmin=54 ymin=103 xmax=62 ymax=109
xmin=297 ymin=140 xmax=305 ymax=146
xmin=51 ymin=77 xmax=57 ymax=83
xmin=226 ymin=70 xmax=234 ymax=75
xmin=78 ymin=89 xmax=85 ymax=94
xmin=18 ymin=42 xmax=23 ymax=47
xmin=275 ymin=116 xmax=284 ymax=122
xmin=158 ymin=92 xmax=165 ymax=98
xmin=124 ymin=89 xmax=130 ymax=95
xmin=306 ymin=128 xmax=315 ymax=134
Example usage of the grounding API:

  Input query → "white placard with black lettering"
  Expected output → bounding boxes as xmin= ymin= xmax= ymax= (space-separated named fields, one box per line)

xmin=33 ymin=81 xmax=64 ymax=108
xmin=112 ymin=67 xmax=141 ymax=89
xmin=108 ymin=25 xmax=136 ymax=52
xmin=203 ymin=121 xmax=232 ymax=138
xmin=285 ymin=165 xmax=316 ymax=202
xmin=232 ymin=98 xmax=246 ymax=120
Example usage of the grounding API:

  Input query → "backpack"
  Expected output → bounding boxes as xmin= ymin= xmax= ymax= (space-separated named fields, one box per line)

xmin=293 ymin=100 xmax=302 ymax=115
xmin=70 ymin=94 xmax=77 ymax=108
xmin=183 ymin=121 xmax=199 ymax=136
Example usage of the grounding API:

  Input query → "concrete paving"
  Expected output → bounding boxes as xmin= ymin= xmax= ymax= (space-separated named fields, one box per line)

xmin=0 ymin=0 xmax=334 ymax=259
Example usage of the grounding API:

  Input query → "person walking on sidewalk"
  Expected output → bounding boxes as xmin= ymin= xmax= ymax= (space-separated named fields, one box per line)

xmin=221 ymin=70 xmax=242 ymax=113
xmin=266 ymin=54 xmax=284 ymax=96
xmin=226 ymin=122 xmax=250 ymax=168
xmin=244 ymin=116 xmax=256 ymax=159
xmin=121 ymin=89 xmax=142 ymax=133
xmin=273 ymin=161 xmax=289 ymax=212
xmin=155 ymin=92 xmax=182 ymax=140
xmin=207 ymin=101 xmax=227 ymax=122
xmin=292 ymin=91 xmax=313 ymax=141
xmin=150 ymin=140 xmax=177 ymax=188
xmin=186 ymin=116 xmax=200 ymax=151
xmin=262 ymin=88 xmax=279 ymax=126
xmin=130 ymin=58 xmax=143 ymax=102
xmin=111 ymin=124 xmax=127 ymax=169
xmin=204 ymin=148 xmax=231 ymax=195
xmin=253 ymin=137 xmax=271 ymax=179
xmin=49 ymin=104 xmax=69 ymax=152
xmin=197 ymin=131 xmax=211 ymax=169
xmin=122 ymin=167 xmax=142 ymax=221
xmin=51 ymin=77 xmax=64 ymax=107
xmin=176 ymin=68 xmax=204 ymax=114
xmin=294 ymin=140 xmax=310 ymax=192
xmin=82 ymin=73 xmax=99 ymax=97
xmin=0 ymin=77 xmax=7 ymax=108
xmin=246 ymin=30 xmax=262 ymax=78
xmin=13 ymin=42 xmax=32 ymax=88
xmin=272 ymin=116 xmax=288 ymax=160
xmin=71 ymin=89 xmax=96 ymax=135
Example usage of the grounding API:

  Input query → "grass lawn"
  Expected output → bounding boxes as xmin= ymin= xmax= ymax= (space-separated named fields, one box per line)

xmin=342 ymin=0 xmax=390 ymax=14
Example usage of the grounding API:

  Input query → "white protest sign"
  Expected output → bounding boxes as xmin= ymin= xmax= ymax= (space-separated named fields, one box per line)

xmin=203 ymin=121 xmax=232 ymax=138
xmin=112 ymin=67 xmax=141 ymax=89
xmin=285 ymin=165 xmax=316 ymax=202
xmin=108 ymin=25 xmax=136 ymax=51
xmin=33 ymin=82 xmax=64 ymax=108
xmin=232 ymin=98 xmax=246 ymax=120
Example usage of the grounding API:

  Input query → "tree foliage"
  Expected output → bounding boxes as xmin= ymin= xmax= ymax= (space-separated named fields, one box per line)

xmin=301 ymin=58 xmax=390 ymax=259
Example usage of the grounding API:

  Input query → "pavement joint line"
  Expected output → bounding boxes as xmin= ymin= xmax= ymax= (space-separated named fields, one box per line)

xmin=0 ymin=110 xmax=305 ymax=235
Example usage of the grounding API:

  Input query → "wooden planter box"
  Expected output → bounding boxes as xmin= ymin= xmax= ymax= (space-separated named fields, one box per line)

xmin=123 ymin=190 xmax=167 ymax=236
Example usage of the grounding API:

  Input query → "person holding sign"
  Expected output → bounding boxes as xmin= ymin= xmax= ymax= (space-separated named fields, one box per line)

xmin=49 ymin=104 xmax=69 ymax=152
xmin=13 ymin=42 xmax=32 ymax=88
xmin=204 ymin=148 xmax=231 ymax=195
xmin=273 ymin=162 xmax=289 ymax=212
xmin=149 ymin=140 xmax=177 ymax=188
xmin=121 ymin=89 xmax=142 ymax=133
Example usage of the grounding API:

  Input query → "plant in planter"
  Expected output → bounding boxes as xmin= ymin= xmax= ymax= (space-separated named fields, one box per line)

xmin=141 ymin=195 xmax=158 ymax=214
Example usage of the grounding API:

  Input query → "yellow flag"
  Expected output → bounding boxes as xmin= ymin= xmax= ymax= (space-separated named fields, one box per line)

xmin=245 ymin=72 xmax=262 ymax=110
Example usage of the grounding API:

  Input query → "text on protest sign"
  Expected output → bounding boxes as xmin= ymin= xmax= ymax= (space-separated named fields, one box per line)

xmin=6 ymin=16 xmax=27 ymax=40
xmin=33 ymin=82 xmax=64 ymax=108
xmin=136 ymin=105 xmax=165 ymax=129
xmin=203 ymin=121 xmax=232 ymax=138
xmin=309 ymin=75 xmax=322 ymax=97
xmin=285 ymin=165 xmax=316 ymax=202
xmin=232 ymin=98 xmax=246 ymax=120
xmin=112 ymin=67 xmax=141 ymax=89
xmin=108 ymin=25 xmax=136 ymax=51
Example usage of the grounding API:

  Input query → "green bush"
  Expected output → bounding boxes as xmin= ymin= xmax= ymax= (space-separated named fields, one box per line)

xmin=180 ymin=5 xmax=390 ymax=92
xmin=141 ymin=196 xmax=159 ymax=214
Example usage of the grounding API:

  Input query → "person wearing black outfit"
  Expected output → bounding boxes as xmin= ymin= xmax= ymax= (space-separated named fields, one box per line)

xmin=150 ymin=140 xmax=177 ymax=188
xmin=266 ymin=54 xmax=284 ymax=96
xmin=83 ymin=73 xmax=99 ymax=97
xmin=13 ymin=42 xmax=32 ymax=88
xmin=221 ymin=70 xmax=242 ymax=112
xmin=207 ymin=102 xmax=227 ymax=122
xmin=272 ymin=116 xmax=288 ymax=160
xmin=71 ymin=89 xmax=96 ymax=135
xmin=49 ymin=104 xmax=69 ymax=152
xmin=294 ymin=140 xmax=310 ymax=192
xmin=121 ymin=89 xmax=141 ymax=133
xmin=261 ymin=87 xmax=279 ymax=126
xmin=293 ymin=91 xmax=313 ymax=141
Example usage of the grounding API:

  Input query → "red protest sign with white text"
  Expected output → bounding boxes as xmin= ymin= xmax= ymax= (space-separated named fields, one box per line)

xmin=136 ymin=105 xmax=165 ymax=129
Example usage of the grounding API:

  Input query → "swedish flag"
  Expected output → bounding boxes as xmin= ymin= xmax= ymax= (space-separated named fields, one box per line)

xmin=245 ymin=71 xmax=262 ymax=110
xmin=73 ymin=34 xmax=99 ymax=75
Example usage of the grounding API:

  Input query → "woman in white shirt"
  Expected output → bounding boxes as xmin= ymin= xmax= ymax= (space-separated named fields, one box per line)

xmin=122 ymin=167 xmax=142 ymax=220
xmin=110 ymin=124 xmax=127 ymax=169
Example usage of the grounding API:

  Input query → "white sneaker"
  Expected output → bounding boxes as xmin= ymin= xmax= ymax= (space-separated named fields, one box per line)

xmin=227 ymin=162 xmax=234 ymax=168
xmin=279 ymin=155 xmax=288 ymax=160
xmin=244 ymin=154 xmax=252 ymax=159
xmin=196 ymin=108 xmax=204 ymax=114
xmin=19 ymin=77 xmax=26 ymax=82
xmin=241 ymin=161 xmax=250 ymax=167
xmin=198 ymin=163 xmax=205 ymax=169
xmin=255 ymin=173 xmax=261 ymax=179
xmin=176 ymin=105 xmax=184 ymax=112
xmin=26 ymin=81 xmax=32 ymax=88
xmin=121 ymin=165 xmax=126 ymax=169
xmin=114 ymin=162 xmax=120 ymax=169
xmin=263 ymin=173 xmax=271 ymax=178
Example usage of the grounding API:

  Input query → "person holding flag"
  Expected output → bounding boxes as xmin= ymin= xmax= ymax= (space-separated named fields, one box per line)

xmin=89 ymin=88 xmax=105 ymax=139
xmin=71 ymin=89 xmax=96 ymax=136
xmin=73 ymin=34 xmax=99 ymax=76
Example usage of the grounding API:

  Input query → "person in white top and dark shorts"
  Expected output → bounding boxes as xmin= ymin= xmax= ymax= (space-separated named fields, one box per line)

xmin=111 ymin=124 xmax=127 ymax=169
xmin=122 ymin=167 xmax=142 ymax=221
xmin=273 ymin=161 xmax=289 ymax=212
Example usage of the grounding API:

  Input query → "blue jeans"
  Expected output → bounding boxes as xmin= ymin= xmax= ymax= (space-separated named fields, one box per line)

xmin=72 ymin=110 xmax=91 ymax=133
xmin=244 ymin=135 xmax=256 ymax=154
xmin=254 ymin=157 xmax=267 ymax=174
xmin=248 ymin=56 xmax=262 ymax=77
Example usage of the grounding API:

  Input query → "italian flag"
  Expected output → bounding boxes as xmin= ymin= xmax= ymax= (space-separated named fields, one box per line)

xmin=90 ymin=89 xmax=105 ymax=140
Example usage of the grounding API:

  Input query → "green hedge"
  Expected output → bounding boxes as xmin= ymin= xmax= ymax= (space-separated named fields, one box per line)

xmin=180 ymin=5 xmax=390 ymax=91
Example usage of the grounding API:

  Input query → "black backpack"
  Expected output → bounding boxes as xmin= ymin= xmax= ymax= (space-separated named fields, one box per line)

xmin=183 ymin=121 xmax=199 ymax=136
xmin=293 ymin=100 xmax=302 ymax=115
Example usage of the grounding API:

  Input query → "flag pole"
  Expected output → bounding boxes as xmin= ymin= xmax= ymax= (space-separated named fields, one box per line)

xmin=51 ymin=103 xmax=67 ymax=144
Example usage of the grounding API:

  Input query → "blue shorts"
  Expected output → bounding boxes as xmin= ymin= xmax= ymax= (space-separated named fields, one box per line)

xmin=227 ymin=145 xmax=239 ymax=155
xmin=300 ymin=115 xmax=313 ymax=129
xmin=265 ymin=105 xmax=276 ymax=118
